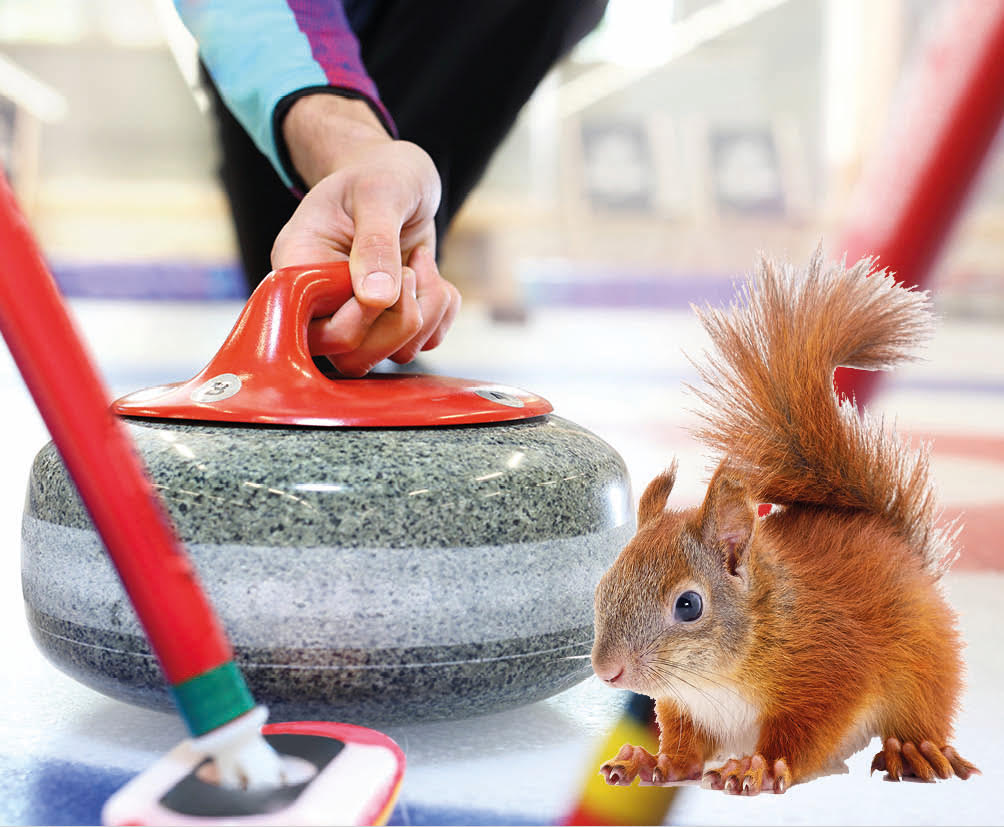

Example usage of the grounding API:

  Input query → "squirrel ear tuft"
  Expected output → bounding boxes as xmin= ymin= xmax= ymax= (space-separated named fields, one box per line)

xmin=638 ymin=460 xmax=679 ymax=526
xmin=699 ymin=464 xmax=756 ymax=576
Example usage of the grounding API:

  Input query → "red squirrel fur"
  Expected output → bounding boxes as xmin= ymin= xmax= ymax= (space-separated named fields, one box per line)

xmin=591 ymin=251 xmax=978 ymax=794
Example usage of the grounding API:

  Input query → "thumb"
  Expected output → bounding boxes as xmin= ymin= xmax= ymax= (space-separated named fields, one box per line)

xmin=348 ymin=201 xmax=404 ymax=309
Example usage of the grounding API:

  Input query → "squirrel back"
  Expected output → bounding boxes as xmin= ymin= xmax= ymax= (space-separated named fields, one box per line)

xmin=690 ymin=250 xmax=957 ymax=575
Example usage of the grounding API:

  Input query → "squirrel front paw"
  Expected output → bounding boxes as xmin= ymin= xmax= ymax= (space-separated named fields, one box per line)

xmin=600 ymin=744 xmax=657 ymax=785
xmin=703 ymin=754 xmax=792 ymax=795
xmin=871 ymin=737 xmax=980 ymax=782
xmin=600 ymin=745 xmax=703 ymax=786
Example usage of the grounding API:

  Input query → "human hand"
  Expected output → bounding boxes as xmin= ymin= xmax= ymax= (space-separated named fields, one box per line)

xmin=271 ymin=94 xmax=461 ymax=376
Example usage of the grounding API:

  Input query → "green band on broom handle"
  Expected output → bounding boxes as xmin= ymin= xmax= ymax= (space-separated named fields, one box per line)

xmin=169 ymin=661 xmax=256 ymax=737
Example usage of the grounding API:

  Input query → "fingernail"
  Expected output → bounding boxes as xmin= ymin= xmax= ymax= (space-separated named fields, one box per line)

xmin=362 ymin=271 xmax=397 ymax=302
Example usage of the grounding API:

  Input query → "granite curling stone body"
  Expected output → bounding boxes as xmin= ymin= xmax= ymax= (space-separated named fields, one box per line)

xmin=21 ymin=264 xmax=633 ymax=725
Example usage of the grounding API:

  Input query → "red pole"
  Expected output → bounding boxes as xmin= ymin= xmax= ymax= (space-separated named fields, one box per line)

xmin=0 ymin=173 xmax=234 ymax=688
xmin=833 ymin=0 xmax=1004 ymax=405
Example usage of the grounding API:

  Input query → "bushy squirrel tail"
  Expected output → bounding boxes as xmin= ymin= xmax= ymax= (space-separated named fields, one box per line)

xmin=691 ymin=248 xmax=957 ymax=574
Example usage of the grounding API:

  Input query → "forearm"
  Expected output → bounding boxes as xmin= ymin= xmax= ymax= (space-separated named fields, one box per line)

xmin=281 ymin=94 xmax=392 ymax=190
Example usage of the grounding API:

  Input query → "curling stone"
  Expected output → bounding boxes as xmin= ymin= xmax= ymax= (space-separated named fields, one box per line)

xmin=21 ymin=263 xmax=633 ymax=725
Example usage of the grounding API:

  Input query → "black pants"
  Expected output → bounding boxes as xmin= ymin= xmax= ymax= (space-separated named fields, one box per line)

xmin=203 ymin=0 xmax=608 ymax=293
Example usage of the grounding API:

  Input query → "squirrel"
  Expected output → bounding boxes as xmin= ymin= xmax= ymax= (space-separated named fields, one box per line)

xmin=591 ymin=250 xmax=979 ymax=795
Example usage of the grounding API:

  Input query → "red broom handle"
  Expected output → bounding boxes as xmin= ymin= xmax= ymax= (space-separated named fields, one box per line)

xmin=834 ymin=0 xmax=1004 ymax=404
xmin=0 ymin=172 xmax=233 ymax=686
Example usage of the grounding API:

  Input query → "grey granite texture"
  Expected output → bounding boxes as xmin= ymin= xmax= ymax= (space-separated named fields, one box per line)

xmin=22 ymin=415 xmax=633 ymax=724
xmin=25 ymin=607 xmax=597 ymax=724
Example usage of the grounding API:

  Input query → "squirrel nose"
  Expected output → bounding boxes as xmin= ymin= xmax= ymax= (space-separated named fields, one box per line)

xmin=594 ymin=663 xmax=625 ymax=686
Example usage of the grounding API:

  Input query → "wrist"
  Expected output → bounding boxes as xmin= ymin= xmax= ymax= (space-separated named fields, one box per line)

xmin=281 ymin=92 xmax=393 ymax=190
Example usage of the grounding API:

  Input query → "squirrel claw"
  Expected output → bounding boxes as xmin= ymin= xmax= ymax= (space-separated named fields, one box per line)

xmin=701 ymin=769 xmax=723 ymax=790
xmin=703 ymin=754 xmax=790 ymax=795
xmin=873 ymin=737 xmax=980 ymax=782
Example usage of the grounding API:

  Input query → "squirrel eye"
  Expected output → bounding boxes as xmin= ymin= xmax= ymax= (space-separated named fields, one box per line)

xmin=673 ymin=590 xmax=703 ymax=622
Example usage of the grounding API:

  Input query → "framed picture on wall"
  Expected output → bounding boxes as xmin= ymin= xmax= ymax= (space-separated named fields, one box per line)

xmin=562 ymin=114 xmax=701 ymax=221
xmin=578 ymin=119 xmax=656 ymax=212
xmin=707 ymin=125 xmax=786 ymax=216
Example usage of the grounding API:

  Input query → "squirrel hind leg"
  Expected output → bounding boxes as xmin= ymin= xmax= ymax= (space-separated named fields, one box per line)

xmin=871 ymin=737 xmax=980 ymax=781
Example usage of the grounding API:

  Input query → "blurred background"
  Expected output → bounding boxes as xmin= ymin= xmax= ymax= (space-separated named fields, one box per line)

xmin=2 ymin=2 xmax=1003 ymax=825
xmin=2 ymin=0 xmax=1002 ymax=315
